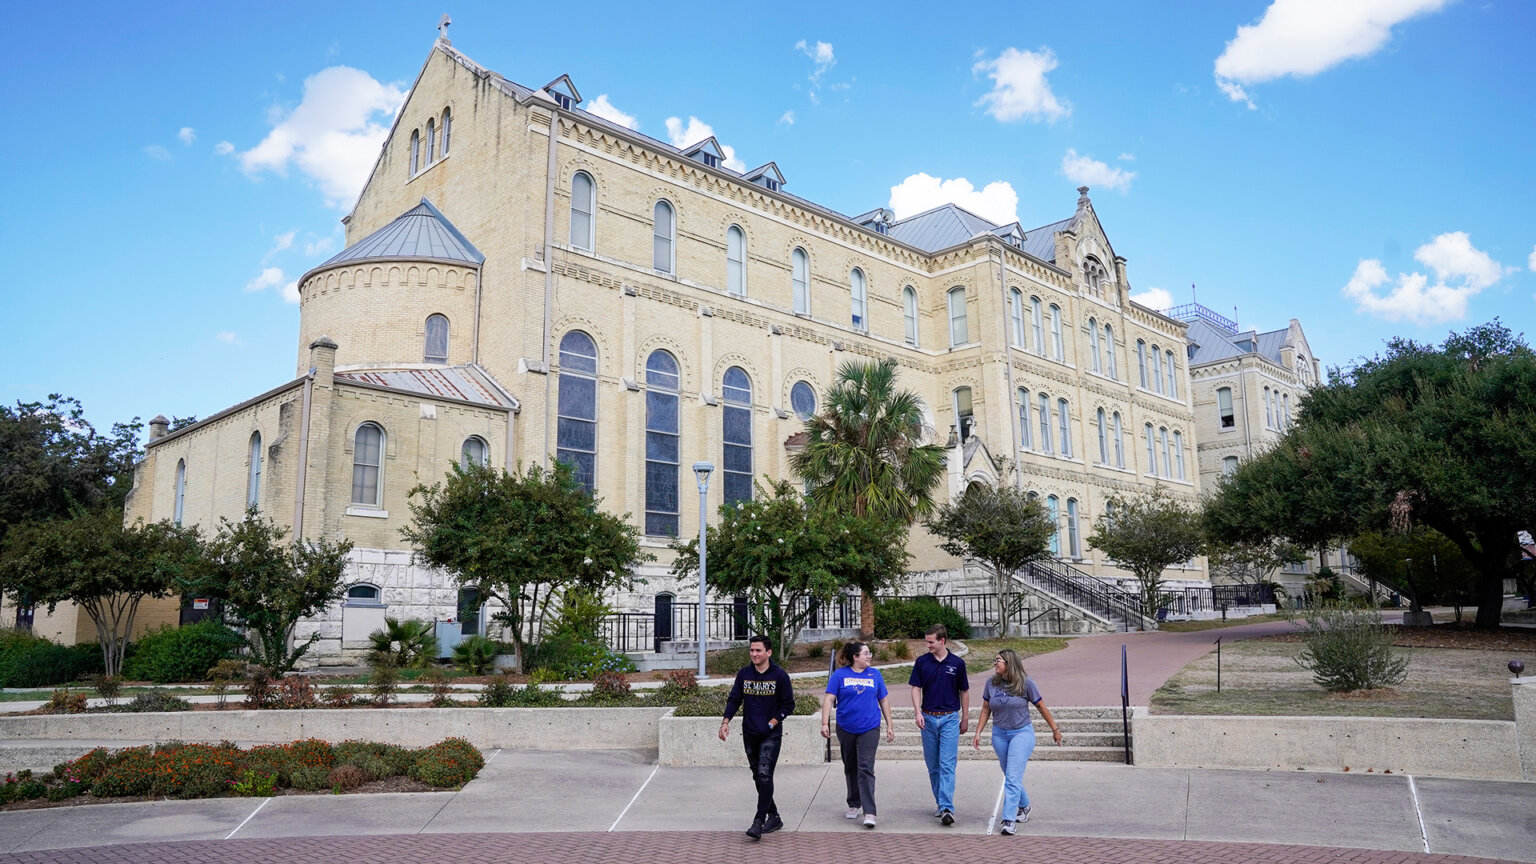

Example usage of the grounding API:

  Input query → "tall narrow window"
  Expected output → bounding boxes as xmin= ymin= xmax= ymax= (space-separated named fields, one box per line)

xmin=1096 ymin=408 xmax=1108 ymax=463
xmin=247 ymin=432 xmax=262 ymax=508
xmin=570 ymin=171 xmax=594 ymax=251
xmin=1151 ymin=346 xmax=1163 ymax=394
xmin=792 ymin=248 xmax=810 ymax=314
xmin=426 ymin=117 xmax=436 ymax=163
xmin=1222 ymin=456 xmax=1239 ymax=476
xmin=652 ymin=200 xmax=675 ymax=273
xmin=1018 ymin=388 xmax=1031 ymax=449
xmin=1105 ymin=500 xmax=1117 ymax=529
xmin=424 ymin=314 xmax=449 ymax=363
xmin=1282 ymin=393 xmax=1291 ymax=427
xmin=1173 ymin=430 xmax=1185 ymax=479
xmin=850 ymin=268 xmax=867 ymax=330
xmin=1046 ymin=495 xmax=1061 ymax=555
xmin=556 ymin=331 xmax=598 ymax=493
xmin=1009 ymin=288 xmax=1025 ymax=347
xmin=1159 ymin=427 xmax=1172 ymax=477
xmin=1104 ymin=324 xmax=1117 ymax=380
xmin=174 ymin=458 xmax=186 ymax=524
xmin=722 ymin=367 xmax=753 ymax=504
xmin=1088 ymin=318 xmax=1101 ymax=372
xmin=352 ymin=423 xmax=384 ymax=506
xmin=953 ymin=387 xmax=974 ymax=442
xmin=1030 ymin=297 xmax=1044 ymax=355
xmin=1038 ymin=392 xmax=1052 ymax=454
xmin=1113 ymin=411 xmax=1125 ymax=468
xmin=1165 ymin=350 xmax=1178 ymax=397
xmin=726 ymin=225 xmax=746 ymax=296
xmin=409 ymin=130 xmax=420 ymax=175
xmin=947 ymin=286 xmax=968 ymax=346
xmin=1057 ymin=398 xmax=1072 ymax=457
xmin=1264 ymin=387 xmax=1273 ymax=428
xmin=1050 ymin=305 xmax=1064 ymax=361
xmin=461 ymin=436 xmax=488 ymax=468
xmin=903 ymin=286 xmax=919 ymax=346
xmin=1144 ymin=423 xmax=1156 ymax=476
xmin=645 ymin=351 xmax=680 ymax=536
xmin=1217 ymin=387 xmax=1235 ymax=429
xmin=1067 ymin=498 xmax=1081 ymax=558
xmin=1137 ymin=340 xmax=1148 ymax=388
xmin=440 ymin=107 xmax=451 ymax=156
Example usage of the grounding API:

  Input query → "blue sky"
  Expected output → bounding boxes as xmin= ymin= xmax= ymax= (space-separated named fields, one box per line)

xmin=4 ymin=0 xmax=1533 ymax=433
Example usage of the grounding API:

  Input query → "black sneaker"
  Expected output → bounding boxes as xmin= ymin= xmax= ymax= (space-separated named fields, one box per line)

xmin=761 ymin=812 xmax=784 ymax=834
xmin=940 ymin=808 xmax=955 ymax=826
xmin=745 ymin=817 xmax=764 ymax=840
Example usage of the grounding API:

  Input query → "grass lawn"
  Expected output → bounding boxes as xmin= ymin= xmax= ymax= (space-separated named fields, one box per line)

xmin=1150 ymin=637 xmax=1518 ymax=720
xmin=1156 ymin=612 xmax=1292 ymax=633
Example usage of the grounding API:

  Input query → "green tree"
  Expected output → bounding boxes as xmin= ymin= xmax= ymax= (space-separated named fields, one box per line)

xmin=671 ymin=479 xmax=910 ymax=655
xmin=1204 ymin=321 xmax=1535 ymax=628
xmin=192 ymin=510 xmax=352 ymax=674
xmin=0 ymin=395 xmax=142 ymax=546
xmin=0 ymin=509 xmax=202 ymax=675
xmin=401 ymin=461 xmax=650 ymax=671
xmin=1206 ymin=539 xmax=1305 ymax=591
xmin=925 ymin=484 xmax=1054 ymax=632
xmin=1088 ymin=486 xmax=1205 ymax=618
xmin=1348 ymin=528 xmax=1478 ymax=614
xmin=789 ymin=358 xmax=948 ymax=638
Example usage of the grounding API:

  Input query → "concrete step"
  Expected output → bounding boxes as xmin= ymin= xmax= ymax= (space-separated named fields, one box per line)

xmin=888 ymin=706 xmax=1128 ymax=721
xmin=888 ymin=731 xmax=1126 ymax=748
xmin=876 ymin=744 xmax=1127 ymax=763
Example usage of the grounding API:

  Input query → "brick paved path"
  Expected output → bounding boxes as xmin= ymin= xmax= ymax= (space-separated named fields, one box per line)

xmin=0 ymin=833 xmax=1515 ymax=864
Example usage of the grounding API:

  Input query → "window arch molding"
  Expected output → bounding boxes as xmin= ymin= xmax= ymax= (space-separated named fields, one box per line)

xmin=902 ymin=285 xmax=919 ymax=346
xmin=247 ymin=431 xmax=263 ymax=508
xmin=644 ymin=349 xmax=681 ymax=536
xmin=947 ymin=285 xmax=968 ymax=346
xmin=556 ymin=329 xmax=599 ymax=492
xmin=791 ymin=246 xmax=811 ymax=315
xmin=345 ymin=583 xmax=383 ymax=604
xmin=351 ymin=422 xmax=386 ymax=507
xmin=652 ymin=199 xmax=676 ymax=274
xmin=440 ymin=106 xmax=452 ymax=156
xmin=569 ymin=169 xmax=596 ymax=251
xmin=424 ymin=313 xmax=449 ymax=364
xmin=460 ymin=435 xmax=489 ymax=468
xmin=849 ymin=266 xmax=868 ymax=330
xmin=725 ymin=223 xmax=747 ymax=296
xmin=721 ymin=366 xmax=754 ymax=505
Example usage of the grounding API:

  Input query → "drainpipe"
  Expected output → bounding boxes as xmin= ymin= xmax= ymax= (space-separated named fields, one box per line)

xmin=997 ymin=245 xmax=1021 ymax=489
xmin=471 ymin=263 xmax=483 ymax=364
xmin=293 ymin=373 xmax=313 ymax=539
xmin=540 ymin=107 xmax=559 ymax=469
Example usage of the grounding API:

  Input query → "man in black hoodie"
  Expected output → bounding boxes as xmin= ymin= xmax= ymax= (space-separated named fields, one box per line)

xmin=719 ymin=634 xmax=796 ymax=840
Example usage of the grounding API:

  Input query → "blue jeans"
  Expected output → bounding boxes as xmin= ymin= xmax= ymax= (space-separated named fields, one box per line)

xmin=990 ymin=724 xmax=1036 ymax=818
xmin=919 ymin=711 xmax=959 ymax=811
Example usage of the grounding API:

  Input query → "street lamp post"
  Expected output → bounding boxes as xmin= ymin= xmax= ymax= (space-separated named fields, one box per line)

xmin=693 ymin=462 xmax=714 ymax=680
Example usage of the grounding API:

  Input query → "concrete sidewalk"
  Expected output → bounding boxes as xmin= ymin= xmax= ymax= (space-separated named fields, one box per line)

xmin=0 ymin=749 xmax=1530 ymax=862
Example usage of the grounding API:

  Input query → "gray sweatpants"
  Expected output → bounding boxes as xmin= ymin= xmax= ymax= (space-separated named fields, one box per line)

xmin=836 ymin=725 xmax=881 ymax=815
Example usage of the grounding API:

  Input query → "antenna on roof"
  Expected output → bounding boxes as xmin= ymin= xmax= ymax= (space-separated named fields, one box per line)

xmin=1192 ymin=283 xmax=1197 ymax=304
xmin=437 ymin=13 xmax=452 ymax=44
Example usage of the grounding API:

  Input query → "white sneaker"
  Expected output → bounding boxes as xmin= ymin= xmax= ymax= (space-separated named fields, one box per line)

xmin=863 ymin=813 xmax=877 ymax=828
xmin=845 ymin=807 xmax=860 ymax=819
xmin=999 ymin=820 xmax=1016 ymax=835
xmin=1018 ymin=804 xmax=1031 ymax=823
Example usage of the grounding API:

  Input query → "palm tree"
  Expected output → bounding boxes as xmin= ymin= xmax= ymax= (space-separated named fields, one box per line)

xmin=790 ymin=357 xmax=949 ymax=638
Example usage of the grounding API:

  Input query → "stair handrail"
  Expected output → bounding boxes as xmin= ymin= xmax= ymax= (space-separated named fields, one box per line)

xmin=1019 ymin=558 xmax=1152 ymax=631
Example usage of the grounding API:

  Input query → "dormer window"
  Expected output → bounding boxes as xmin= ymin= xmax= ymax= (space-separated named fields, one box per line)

xmin=763 ymin=178 xmax=779 ymax=191
xmin=745 ymin=162 xmax=786 ymax=193
xmin=683 ymin=137 xmax=726 ymax=170
xmin=551 ymin=92 xmax=573 ymax=110
xmin=541 ymin=74 xmax=583 ymax=111
xmin=700 ymin=152 xmax=719 ymax=168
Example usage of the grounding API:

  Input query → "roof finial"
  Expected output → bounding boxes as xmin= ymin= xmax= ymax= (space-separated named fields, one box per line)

xmin=1076 ymin=185 xmax=1091 ymax=210
xmin=437 ymin=13 xmax=452 ymax=44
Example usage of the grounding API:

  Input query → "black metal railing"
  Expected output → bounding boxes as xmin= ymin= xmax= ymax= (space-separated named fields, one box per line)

xmin=1020 ymin=558 xmax=1149 ymax=631
xmin=1159 ymin=584 xmax=1277 ymax=616
xmin=788 ymin=594 xmax=861 ymax=630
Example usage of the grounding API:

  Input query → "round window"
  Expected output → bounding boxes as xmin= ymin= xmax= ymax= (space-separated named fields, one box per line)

xmin=790 ymin=381 xmax=817 ymax=421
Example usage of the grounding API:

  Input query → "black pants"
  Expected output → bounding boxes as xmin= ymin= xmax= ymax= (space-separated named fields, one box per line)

xmin=837 ymin=725 xmax=880 ymax=815
xmin=742 ymin=729 xmax=783 ymax=819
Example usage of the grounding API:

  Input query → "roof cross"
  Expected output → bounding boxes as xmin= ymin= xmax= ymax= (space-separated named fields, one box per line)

xmin=438 ymin=14 xmax=452 ymax=43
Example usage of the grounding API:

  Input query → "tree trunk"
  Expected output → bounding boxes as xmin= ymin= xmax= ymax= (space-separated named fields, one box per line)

xmin=1473 ymin=569 xmax=1505 ymax=629
xmin=859 ymin=590 xmax=874 ymax=640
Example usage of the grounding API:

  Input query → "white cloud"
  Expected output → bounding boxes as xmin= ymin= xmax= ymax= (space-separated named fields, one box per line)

xmin=1528 ymin=244 xmax=1536 ymax=272
xmin=305 ymin=236 xmax=337 ymax=257
xmin=973 ymin=47 xmax=1070 ymax=123
xmin=238 ymin=66 xmax=407 ymax=209
xmin=144 ymin=145 xmax=172 ymax=161
xmin=244 ymin=267 xmax=286 ymax=294
xmin=1117 ymin=152 xmax=1136 ymax=162
xmin=888 ymin=173 xmax=1019 ymax=226
xmin=1130 ymin=287 xmax=1175 ymax=312
xmin=1214 ymin=0 xmax=1452 ymax=106
xmin=586 ymin=94 xmax=639 ymax=130
xmin=262 ymin=230 xmax=296 ymax=264
xmin=281 ymin=280 xmax=300 ymax=304
xmin=777 ymin=110 xmax=796 ymax=126
xmin=1342 ymin=232 xmax=1510 ymax=324
xmin=214 ymin=141 xmax=235 ymax=155
xmin=796 ymin=39 xmax=835 ymax=74
xmin=216 ymin=331 xmax=240 ymax=345
xmin=1061 ymin=149 xmax=1137 ymax=193
xmin=664 ymin=116 xmax=746 ymax=171
xmin=178 ymin=127 xmax=196 ymax=145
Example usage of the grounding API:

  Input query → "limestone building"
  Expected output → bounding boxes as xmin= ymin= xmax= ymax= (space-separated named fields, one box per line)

xmin=115 ymin=34 xmax=1210 ymax=660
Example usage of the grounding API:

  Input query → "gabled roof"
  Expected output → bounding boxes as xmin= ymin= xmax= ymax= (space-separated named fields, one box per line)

xmin=1019 ymin=216 xmax=1075 ymax=263
xmin=313 ymin=198 xmax=485 ymax=276
xmin=1186 ymin=318 xmax=1295 ymax=369
xmin=887 ymin=203 xmax=1005 ymax=252
xmin=541 ymin=74 xmax=582 ymax=105
xmin=744 ymin=162 xmax=785 ymax=185
xmin=335 ymin=364 xmax=518 ymax=410
xmin=682 ymin=137 xmax=724 ymax=160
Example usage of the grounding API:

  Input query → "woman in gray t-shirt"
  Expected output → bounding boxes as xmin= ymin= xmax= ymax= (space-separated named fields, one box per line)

xmin=971 ymin=649 xmax=1062 ymax=835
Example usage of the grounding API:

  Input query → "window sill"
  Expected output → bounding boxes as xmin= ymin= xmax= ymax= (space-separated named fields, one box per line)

xmin=345 ymin=506 xmax=389 ymax=519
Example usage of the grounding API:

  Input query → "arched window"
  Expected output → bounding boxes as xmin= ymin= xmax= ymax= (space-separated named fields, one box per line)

xmin=352 ymin=423 xmax=384 ymax=506
xmin=426 ymin=117 xmax=436 ymax=163
xmin=722 ymin=367 xmax=753 ymax=504
xmin=1009 ymin=288 xmax=1025 ymax=347
xmin=1018 ymin=388 xmax=1031 ymax=449
xmin=1112 ymin=411 xmax=1125 ymax=468
xmin=726 ymin=225 xmax=746 ymax=296
xmin=645 ymin=351 xmax=680 ymax=536
xmin=1217 ymin=387 xmax=1235 ymax=429
xmin=1030 ymin=297 xmax=1044 ymax=355
xmin=247 ymin=432 xmax=262 ymax=508
xmin=556 ymin=331 xmax=598 ymax=493
xmin=174 ymin=458 xmax=186 ymax=524
xmin=953 ymin=387 xmax=974 ymax=442
xmin=1173 ymin=430 xmax=1185 ymax=479
xmin=903 ymin=286 xmax=919 ymax=346
xmin=652 ymin=200 xmax=675 ymax=273
xmin=1106 ymin=500 xmax=1118 ymax=529
xmin=850 ymin=268 xmax=867 ymax=330
xmin=1038 ymin=392 xmax=1052 ymax=454
xmin=1066 ymin=498 xmax=1081 ymax=558
xmin=1165 ymin=350 xmax=1178 ymax=397
xmin=440 ymin=107 xmax=451 ymax=156
xmin=1088 ymin=317 xmax=1101 ymax=372
xmin=1159 ymin=427 xmax=1172 ymax=477
xmin=424 ymin=314 xmax=449 ymax=363
xmin=947 ymin=286 xmax=968 ymax=346
xmin=1057 ymin=398 xmax=1071 ymax=457
xmin=1144 ymin=423 xmax=1156 ymax=476
xmin=1137 ymin=340 xmax=1148 ymax=388
xmin=409 ymin=129 xmax=420 ymax=175
xmin=1222 ymin=456 xmax=1239 ymax=476
xmin=346 ymin=584 xmax=381 ymax=603
xmin=790 ymin=380 xmax=817 ymax=421
xmin=461 ymin=436 xmax=489 ymax=468
xmin=1150 ymin=345 xmax=1163 ymax=394
xmin=1046 ymin=495 xmax=1061 ymax=556
xmin=1264 ymin=386 xmax=1273 ymax=428
xmin=1282 ymin=393 xmax=1291 ymax=427
xmin=1104 ymin=324 xmax=1117 ymax=380
xmin=570 ymin=171 xmax=595 ymax=251
xmin=1096 ymin=408 xmax=1108 ymax=463
xmin=1050 ymin=304 xmax=1064 ymax=361
xmin=792 ymin=247 xmax=810 ymax=314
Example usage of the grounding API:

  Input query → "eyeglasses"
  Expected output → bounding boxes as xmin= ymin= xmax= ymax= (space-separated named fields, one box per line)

xmin=993 ymin=657 xmax=1006 ymax=664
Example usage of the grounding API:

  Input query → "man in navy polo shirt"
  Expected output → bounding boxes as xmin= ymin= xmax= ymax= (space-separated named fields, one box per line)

xmin=908 ymin=623 xmax=968 ymax=825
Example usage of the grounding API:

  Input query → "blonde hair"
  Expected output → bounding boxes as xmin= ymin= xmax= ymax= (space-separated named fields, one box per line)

xmin=990 ymin=648 xmax=1029 ymax=697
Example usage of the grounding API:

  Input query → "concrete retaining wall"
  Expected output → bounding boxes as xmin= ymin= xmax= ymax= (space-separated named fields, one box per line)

xmin=1132 ymin=710 xmax=1520 ymax=780
xmin=658 ymin=715 xmax=827 ymax=766
xmin=1514 ymin=675 xmax=1535 ymax=781
xmin=0 ymin=707 xmax=672 ymax=751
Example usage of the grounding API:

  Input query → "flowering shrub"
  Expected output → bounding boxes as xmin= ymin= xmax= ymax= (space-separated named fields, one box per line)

xmin=408 ymin=737 xmax=484 ymax=788
xmin=592 ymin=670 xmax=630 ymax=699
xmin=89 ymin=746 xmax=156 ymax=797
xmin=241 ymin=744 xmax=296 ymax=787
xmin=153 ymin=742 xmax=242 ymax=798
xmin=286 ymin=739 xmax=336 ymax=772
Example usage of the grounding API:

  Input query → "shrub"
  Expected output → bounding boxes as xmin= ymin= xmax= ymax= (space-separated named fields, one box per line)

xmin=230 ymin=769 xmax=277 ymax=797
xmin=118 ymin=691 xmax=193 ymax=713
xmin=0 ymin=634 xmax=102 ymax=688
xmin=891 ymin=640 xmax=912 ymax=659
xmin=328 ymin=763 xmax=367 ymax=791
xmin=91 ymin=746 xmax=157 ymax=797
xmin=289 ymin=764 xmax=332 ymax=791
xmin=1294 ymin=604 xmax=1409 ymax=692
xmin=381 ymin=744 xmax=418 ymax=776
xmin=85 ymin=674 xmax=123 ymax=706
xmin=46 ymin=688 xmax=88 ymax=714
xmin=241 ymin=744 xmax=296 ymax=787
xmin=706 ymin=645 xmax=751 ymax=677
xmin=350 ymin=753 xmax=393 ymax=781
xmin=369 ymin=664 xmax=400 ymax=706
xmin=654 ymin=669 xmax=698 ymax=704
xmin=278 ymin=675 xmax=319 ymax=709
xmin=321 ymin=684 xmax=359 ymax=708
xmin=804 ymin=642 xmax=825 ymax=659
xmin=504 ymin=683 xmax=565 ymax=707
xmin=366 ymin=618 xmax=439 ymax=668
xmin=874 ymin=596 xmax=971 ymax=640
xmin=154 ymin=742 xmax=241 ymax=798
xmin=287 ymin=739 xmax=336 ymax=772
xmin=207 ymin=658 xmax=246 ymax=708
xmin=243 ymin=664 xmax=276 ymax=708
xmin=527 ymin=633 xmax=636 ymax=680
xmin=409 ymin=737 xmax=484 ymax=788
xmin=591 ymin=670 xmax=630 ymax=699
xmin=670 ymin=687 xmax=730 ymax=717
xmin=424 ymin=666 xmax=456 ymax=707
xmin=548 ymin=588 xmax=613 ymax=641
xmin=452 ymin=635 xmax=500 ymax=675
xmin=121 ymin=621 xmax=244 ymax=684
xmin=477 ymin=674 xmax=516 ymax=707
xmin=59 ymin=748 xmax=113 ymax=785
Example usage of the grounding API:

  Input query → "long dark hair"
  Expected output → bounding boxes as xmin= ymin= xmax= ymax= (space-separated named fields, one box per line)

xmin=839 ymin=641 xmax=867 ymax=667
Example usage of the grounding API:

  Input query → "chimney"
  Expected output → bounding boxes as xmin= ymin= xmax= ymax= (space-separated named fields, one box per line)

xmin=309 ymin=336 xmax=338 ymax=388
xmin=148 ymin=415 xmax=170 ymax=441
